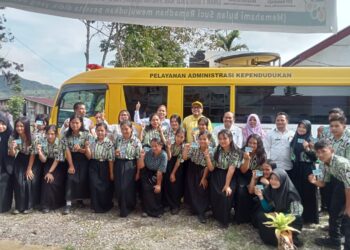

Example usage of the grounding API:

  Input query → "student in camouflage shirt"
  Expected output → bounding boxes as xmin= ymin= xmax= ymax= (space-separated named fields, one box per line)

xmin=62 ymin=115 xmax=93 ymax=215
xmin=209 ymin=129 xmax=241 ymax=227
xmin=8 ymin=117 xmax=38 ymax=214
xmin=310 ymin=139 xmax=350 ymax=250
xmin=192 ymin=117 xmax=216 ymax=148
xmin=141 ymin=113 xmax=167 ymax=149
xmin=183 ymin=130 xmax=214 ymax=224
xmin=164 ymin=127 xmax=186 ymax=215
xmin=86 ymin=123 xmax=114 ymax=213
xmin=114 ymin=120 xmax=142 ymax=217
xmin=237 ymin=133 xmax=267 ymax=224
xmin=35 ymin=125 xmax=66 ymax=213
xmin=320 ymin=115 xmax=350 ymax=248
xmin=167 ymin=114 xmax=181 ymax=144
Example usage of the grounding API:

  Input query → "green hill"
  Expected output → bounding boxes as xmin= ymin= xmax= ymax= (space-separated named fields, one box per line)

xmin=0 ymin=75 xmax=58 ymax=99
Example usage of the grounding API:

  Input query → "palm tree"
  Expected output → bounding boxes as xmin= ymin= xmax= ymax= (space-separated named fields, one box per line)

xmin=264 ymin=212 xmax=300 ymax=250
xmin=215 ymin=30 xmax=248 ymax=51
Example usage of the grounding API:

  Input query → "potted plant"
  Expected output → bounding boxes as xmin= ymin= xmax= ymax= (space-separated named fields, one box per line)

xmin=264 ymin=212 xmax=300 ymax=250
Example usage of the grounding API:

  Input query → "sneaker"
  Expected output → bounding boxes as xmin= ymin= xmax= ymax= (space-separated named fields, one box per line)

xmin=62 ymin=205 xmax=71 ymax=215
xmin=42 ymin=208 xmax=50 ymax=214
xmin=141 ymin=212 xmax=148 ymax=218
xmin=23 ymin=208 xmax=33 ymax=214
xmin=12 ymin=209 xmax=20 ymax=215
xmin=171 ymin=208 xmax=179 ymax=215
xmin=198 ymin=214 xmax=207 ymax=224
xmin=314 ymin=237 xmax=341 ymax=250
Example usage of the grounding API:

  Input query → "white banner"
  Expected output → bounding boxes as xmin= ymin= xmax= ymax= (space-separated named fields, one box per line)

xmin=2 ymin=0 xmax=337 ymax=33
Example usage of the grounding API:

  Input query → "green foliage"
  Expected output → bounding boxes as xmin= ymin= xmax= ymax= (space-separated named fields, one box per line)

xmin=7 ymin=96 xmax=24 ymax=120
xmin=215 ymin=30 xmax=248 ymax=51
xmin=0 ymin=9 xmax=24 ymax=94
xmin=264 ymin=212 xmax=300 ymax=238
xmin=113 ymin=25 xmax=185 ymax=67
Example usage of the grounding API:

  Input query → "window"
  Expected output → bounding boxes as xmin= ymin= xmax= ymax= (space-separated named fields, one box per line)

xmin=184 ymin=86 xmax=230 ymax=123
xmin=57 ymin=85 xmax=106 ymax=127
xmin=235 ymin=86 xmax=350 ymax=124
xmin=123 ymin=86 xmax=168 ymax=121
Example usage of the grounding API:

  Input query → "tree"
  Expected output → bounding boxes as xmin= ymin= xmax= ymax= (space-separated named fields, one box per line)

xmin=7 ymin=96 xmax=24 ymax=120
xmin=215 ymin=30 xmax=248 ymax=51
xmin=108 ymin=25 xmax=185 ymax=67
xmin=0 ymin=9 xmax=24 ymax=93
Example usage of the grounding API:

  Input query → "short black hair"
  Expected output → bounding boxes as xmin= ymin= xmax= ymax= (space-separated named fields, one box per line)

xmin=329 ymin=115 xmax=347 ymax=125
xmin=329 ymin=107 xmax=344 ymax=116
xmin=73 ymin=102 xmax=85 ymax=111
xmin=275 ymin=112 xmax=289 ymax=121
xmin=314 ymin=138 xmax=332 ymax=151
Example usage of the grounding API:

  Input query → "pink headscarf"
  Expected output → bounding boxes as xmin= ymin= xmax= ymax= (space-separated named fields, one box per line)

xmin=243 ymin=114 xmax=266 ymax=142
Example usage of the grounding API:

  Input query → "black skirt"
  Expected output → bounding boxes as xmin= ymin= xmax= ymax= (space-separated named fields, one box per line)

xmin=140 ymin=167 xmax=163 ymax=217
xmin=210 ymin=167 xmax=235 ymax=226
xmin=13 ymin=152 xmax=32 ymax=211
xmin=114 ymin=159 xmax=137 ymax=217
xmin=235 ymin=169 xmax=255 ymax=224
xmin=290 ymin=161 xmax=319 ymax=224
xmin=30 ymin=155 xmax=43 ymax=208
xmin=41 ymin=158 xmax=67 ymax=210
xmin=89 ymin=159 xmax=113 ymax=213
xmin=0 ymin=158 xmax=13 ymax=212
xmin=185 ymin=161 xmax=209 ymax=215
xmin=163 ymin=156 xmax=184 ymax=210
xmin=65 ymin=152 xmax=90 ymax=201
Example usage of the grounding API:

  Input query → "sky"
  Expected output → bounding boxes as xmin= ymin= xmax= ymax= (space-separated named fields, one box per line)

xmin=1 ymin=1 xmax=350 ymax=88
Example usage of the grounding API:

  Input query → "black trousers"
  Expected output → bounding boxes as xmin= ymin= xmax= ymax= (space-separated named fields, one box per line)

xmin=344 ymin=215 xmax=350 ymax=250
xmin=328 ymin=177 xmax=345 ymax=244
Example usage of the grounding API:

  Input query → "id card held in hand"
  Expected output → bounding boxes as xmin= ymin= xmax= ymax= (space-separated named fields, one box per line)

xmin=312 ymin=169 xmax=322 ymax=176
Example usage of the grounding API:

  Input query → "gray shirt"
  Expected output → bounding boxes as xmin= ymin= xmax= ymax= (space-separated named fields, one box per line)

xmin=264 ymin=128 xmax=294 ymax=171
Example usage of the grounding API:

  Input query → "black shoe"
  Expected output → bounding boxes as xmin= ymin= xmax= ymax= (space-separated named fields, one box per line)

xmin=76 ymin=200 xmax=85 ymax=208
xmin=62 ymin=205 xmax=71 ymax=215
xmin=42 ymin=208 xmax=50 ymax=214
xmin=198 ymin=214 xmax=207 ymax=224
xmin=314 ymin=237 xmax=341 ymax=250
xmin=171 ymin=208 xmax=179 ymax=215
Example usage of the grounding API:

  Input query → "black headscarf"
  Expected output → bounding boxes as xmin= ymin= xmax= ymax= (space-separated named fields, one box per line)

xmin=263 ymin=168 xmax=301 ymax=213
xmin=0 ymin=111 xmax=13 ymax=174
xmin=290 ymin=120 xmax=312 ymax=162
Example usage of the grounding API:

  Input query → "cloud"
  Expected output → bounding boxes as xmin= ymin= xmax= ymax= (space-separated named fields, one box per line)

xmin=1 ymin=0 xmax=349 ymax=88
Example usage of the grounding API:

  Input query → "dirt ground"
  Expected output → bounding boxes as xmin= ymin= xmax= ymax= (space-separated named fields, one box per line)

xmin=0 ymin=205 xmax=335 ymax=250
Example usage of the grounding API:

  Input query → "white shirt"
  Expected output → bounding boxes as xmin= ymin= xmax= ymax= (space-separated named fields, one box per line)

xmin=212 ymin=124 xmax=243 ymax=148
xmin=264 ymin=128 xmax=294 ymax=171
xmin=134 ymin=110 xmax=170 ymax=131
xmin=60 ymin=117 xmax=93 ymax=137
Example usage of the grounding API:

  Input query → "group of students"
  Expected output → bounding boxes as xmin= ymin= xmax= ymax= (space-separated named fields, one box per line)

xmin=1 ymin=101 xmax=350 ymax=248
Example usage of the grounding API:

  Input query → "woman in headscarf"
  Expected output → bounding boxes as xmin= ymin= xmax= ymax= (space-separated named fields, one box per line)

xmin=290 ymin=120 xmax=318 ymax=224
xmin=254 ymin=168 xmax=303 ymax=246
xmin=242 ymin=114 xmax=266 ymax=144
xmin=0 ymin=111 xmax=14 ymax=212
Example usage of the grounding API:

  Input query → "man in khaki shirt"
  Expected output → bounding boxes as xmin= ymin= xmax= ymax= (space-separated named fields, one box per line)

xmin=182 ymin=101 xmax=212 ymax=143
